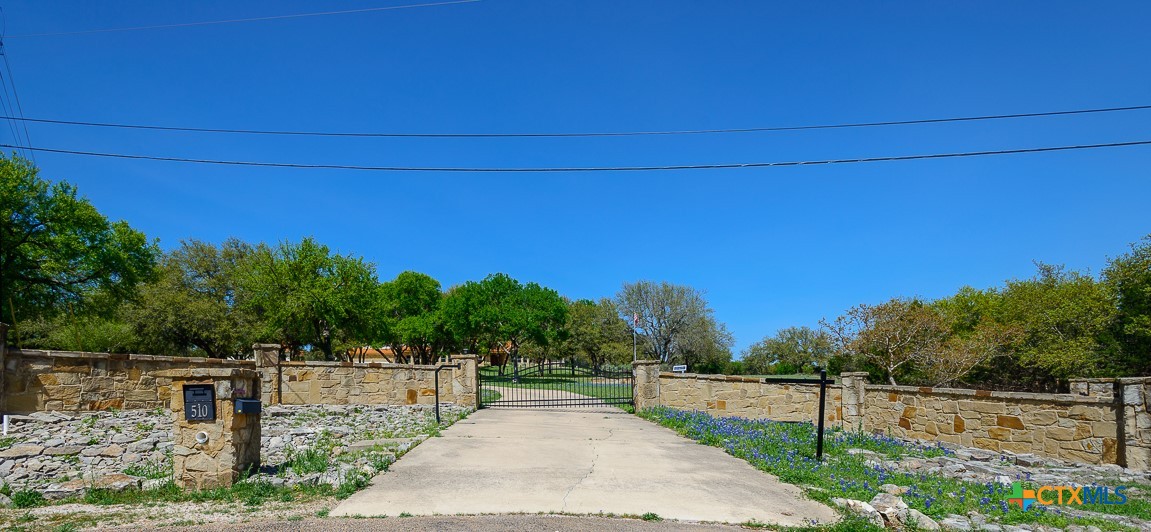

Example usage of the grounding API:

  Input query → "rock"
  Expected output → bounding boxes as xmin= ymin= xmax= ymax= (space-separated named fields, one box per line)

xmin=1013 ymin=454 xmax=1044 ymax=467
xmin=42 ymin=483 xmax=86 ymax=500
xmin=29 ymin=412 xmax=70 ymax=423
xmin=80 ymin=446 xmax=103 ymax=457
xmin=0 ymin=445 xmax=44 ymax=459
xmin=111 ymin=434 xmax=136 ymax=444
xmin=99 ymin=444 xmax=125 ymax=457
xmin=900 ymin=508 xmax=941 ymax=530
xmin=43 ymin=438 xmax=66 ymax=448
xmin=43 ymin=445 xmax=84 ymax=456
xmin=142 ymin=478 xmax=168 ymax=490
xmin=840 ymin=499 xmax=885 ymax=528
xmin=0 ymin=493 xmax=11 ymax=508
xmin=994 ymin=475 xmax=1013 ymax=486
xmin=940 ymin=516 xmax=973 ymax=531
xmin=880 ymin=483 xmax=910 ymax=495
xmin=847 ymin=448 xmax=881 ymax=459
xmin=869 ymin=492 xmax=908 ymax=513
xmin=90 ymin=473 xmax=140 ymax=491
xmin=127 ymin=438 xmax=155 ymax=453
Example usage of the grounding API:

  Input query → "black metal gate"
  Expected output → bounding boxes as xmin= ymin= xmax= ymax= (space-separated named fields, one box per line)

xmin=479 ymin=358 xmax=634 ymax=408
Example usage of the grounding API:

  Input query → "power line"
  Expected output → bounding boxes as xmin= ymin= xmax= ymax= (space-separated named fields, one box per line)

xmin=3 ymin=104 xmax=1148 ymax=139
xmin=2 ymin=139 xmax=1148 ymax=173
xmin=0 ymin=53 xmax=35 ymax=164
xmin=4 ymin=0 xmax=480 ymax=38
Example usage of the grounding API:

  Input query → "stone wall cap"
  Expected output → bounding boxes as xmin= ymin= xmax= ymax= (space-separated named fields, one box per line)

xmin=632 ymin=360 xmax=661 ymax=366
xmin=865 ymin=383 xmax=1114 ymax=405
xmin=8 ymin=349 xmax=255 ymax=367
xmin=154 ymin=368 xmax=260 ymax=379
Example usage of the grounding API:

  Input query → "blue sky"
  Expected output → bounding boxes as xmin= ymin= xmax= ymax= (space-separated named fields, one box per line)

xmin=3 ymin=1 xmax=1149 ymax=354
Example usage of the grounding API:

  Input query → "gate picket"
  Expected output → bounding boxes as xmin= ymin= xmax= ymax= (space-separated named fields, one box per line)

xmin=479 ymin=359 xmax=634 ymax=408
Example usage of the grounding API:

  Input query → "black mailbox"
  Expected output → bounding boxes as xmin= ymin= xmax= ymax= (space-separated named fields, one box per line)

xmin=234 ymin=399 xmax=261 ymax=415
xmin=183 ymin=384 xmax=215 ymax=421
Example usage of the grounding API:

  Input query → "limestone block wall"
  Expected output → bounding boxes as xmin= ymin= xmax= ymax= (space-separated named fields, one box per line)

xmin=658 ymin=373 xmax=844 ymax=426
xmin=649 ymin=370 xmax=1150 ymax=471
xmin=268 ymin=355 xmax=477 ymax=408
xmin=2 ymin=349 xmax=254 ymax=414
xmin=862 ymin=385 xmax=1118 ymax=465
xmin=1 ymin=347 xmax=479 ymax=414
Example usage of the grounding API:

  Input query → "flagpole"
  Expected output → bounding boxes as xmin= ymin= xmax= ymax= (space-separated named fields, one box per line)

xmin=632 ymin=313 xmax=638 ymax=362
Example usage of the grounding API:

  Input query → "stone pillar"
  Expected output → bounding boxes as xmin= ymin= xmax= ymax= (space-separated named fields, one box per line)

xmin=633 ymin=360 xmax=661 ymax=412
xmin=1119 ymin=377 xmax=1151 ymax=471
xmin=449 ymin=354 xmax=480 ymax=409
xmin=1069 ymin=378 xmax=1118 ymax=399
xmin=253 ymin=343 xmax=280 ymax=405
xmin=156 ymin=368 xmax=262 ymax=489
xmin=840 ymin=372 xmax=869 ymax=432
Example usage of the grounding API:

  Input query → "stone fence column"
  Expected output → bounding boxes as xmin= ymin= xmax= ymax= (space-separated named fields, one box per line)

xmin=840 ymin=372 xmax=869 ymax=432
xmin=633 ymin=360 xmax=661 ymax=412
xmin=253 ymin=343 xmax=280 ymax=405
xmin=1119 ymin=377 xmax=1151 ymax=471
xmin=156 ymin=368 xmax=262 ymax=489
xmin=449 ymin=354 xmax=479 ymax=409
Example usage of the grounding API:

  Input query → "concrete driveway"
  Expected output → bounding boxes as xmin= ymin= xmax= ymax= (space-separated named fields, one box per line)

xmin=332 ymin=408 xmax=837 ymax=526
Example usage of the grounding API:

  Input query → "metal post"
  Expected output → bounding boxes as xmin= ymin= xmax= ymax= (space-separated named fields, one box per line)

xmin=816 ymin=369 xmax=827 ymax=461
xmin=632 ymin=327 xmax=637 ymax=362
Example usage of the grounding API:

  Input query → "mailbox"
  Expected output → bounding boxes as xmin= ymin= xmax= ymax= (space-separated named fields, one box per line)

xmin=234 ymin=399 xmax=261 ymax=415
xmin=183 ymin=384 xmax=215 ymax=421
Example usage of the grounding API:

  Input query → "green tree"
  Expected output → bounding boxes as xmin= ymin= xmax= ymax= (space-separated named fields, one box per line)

xmin=931 ymin=287 xmax=1021 ymax=388
xmin=563 ymin=298 xmax=632 ymax=369
xmin=241 ymin=238 xmax=377 ymax=360
xmin=1 ymin=155 xmax=157 ymax=340
xmin=377 ymin=271 xmax=445 ymax=364
xmin=615 ymin=280 xmax=730 ymax=368
xmin=441 ymin=273 xmax=568 ymax=372
xmin=1103 ymin=235 xmax=1151 ymax=376
xmin=823 ymin=298 xmax=947 ymax=386
xmin=996 ymin=263 xmax=1117 ymax=389
xmin=125 ymin=239 xmax=257 ymax=358
xmin=741 ymin=326 xmax=833 ymax=375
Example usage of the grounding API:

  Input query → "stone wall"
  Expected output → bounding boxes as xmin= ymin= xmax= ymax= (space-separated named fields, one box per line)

xmin=650 ymin=371 xmax=1151 ymax=471
xmin=1 ymin=348 xmax=478 ymax=414
xmin=861 ymin=385 xmax=1118 ymax=465
xmin=657 ymin=372 xmax=843 ymax=426
xmin=267 ymin=354 xmax=478 ymax=408
xmin=2 ymin=349 xmax=254 ymax=414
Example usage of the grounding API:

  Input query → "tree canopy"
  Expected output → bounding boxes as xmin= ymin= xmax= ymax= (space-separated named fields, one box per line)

xmin=615 ymin=280 xmax=731 ymax=369
xmin=1 ymin=155 xmax=157 ymax=326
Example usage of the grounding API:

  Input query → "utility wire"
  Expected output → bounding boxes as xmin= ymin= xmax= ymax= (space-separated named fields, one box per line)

xmin=3 ymin=104 xmax=1148 ymax=139
xmin=4 ymin=0 xmax=479 ymax=38
xmin=1 ymin=54 xmax=35 ymax=164
xmin=2 ymin=139 xmax=1148 ymax=173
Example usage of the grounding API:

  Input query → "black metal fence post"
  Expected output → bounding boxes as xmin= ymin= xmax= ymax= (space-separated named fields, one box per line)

xmin=816 ymin=369 xmax=827 ymax=461
xmin=760 ymin=371 xmax=832 ymax=461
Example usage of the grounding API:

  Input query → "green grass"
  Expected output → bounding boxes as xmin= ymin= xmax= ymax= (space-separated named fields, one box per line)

xmin=479 ymin=365 xmax=633 ymax=406
xmin=123 ymin=457 xmax=171 ymax=480
xmin=11 ymin=489 xmax=46 ymax=509
xmin=639 ymin=407 xmax=1148 ymax=531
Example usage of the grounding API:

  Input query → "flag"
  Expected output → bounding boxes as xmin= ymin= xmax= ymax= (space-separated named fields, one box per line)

xmin=633 ymin=313 xmax=639 ymax=326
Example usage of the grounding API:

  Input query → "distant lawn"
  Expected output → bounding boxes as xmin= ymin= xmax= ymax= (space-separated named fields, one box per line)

xmin=479 ymin=365 xmax=632 ymax=408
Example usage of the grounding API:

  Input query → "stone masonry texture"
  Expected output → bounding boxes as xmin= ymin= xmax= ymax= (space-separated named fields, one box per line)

xmin=654 ymin=372 xmax=1151 ymax=471
xmin=2 ymin=349 xmax=479 ymax=415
